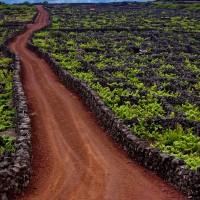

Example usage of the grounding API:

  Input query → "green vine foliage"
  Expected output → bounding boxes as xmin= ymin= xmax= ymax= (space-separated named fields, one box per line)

xmin=0 ymin=60 xmax=15 ymax=132
xmin=0 ymin=135 xmax=15 ymax=153
xmin=153 ymin=124 xmax=200 ymax=170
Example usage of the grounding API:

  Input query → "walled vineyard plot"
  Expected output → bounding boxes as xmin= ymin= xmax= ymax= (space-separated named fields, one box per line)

xmin=0 ymin=4 xmax=36 ymax=24
xmin=0 ymin=52 xmax=14 ymax=133
xmin=0 ymin=26 xmax=24 ymax=134
xmin=0 ymin=28 xmax=23 ymax=44
xmin=33 ymin=3 xmax=200 ymax=171
xmin=0 ymin=4 xmax=36 ymax=135
xmin=0 ymin=5 xmax=30 ymax=132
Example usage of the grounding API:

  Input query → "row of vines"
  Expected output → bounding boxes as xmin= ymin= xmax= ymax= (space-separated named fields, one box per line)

xmin=33 ymin=2 xmax=200 ymax=170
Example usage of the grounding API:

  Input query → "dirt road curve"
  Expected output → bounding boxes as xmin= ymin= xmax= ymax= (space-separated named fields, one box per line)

xmin=8 ymin=6 xmax=187 ymax=200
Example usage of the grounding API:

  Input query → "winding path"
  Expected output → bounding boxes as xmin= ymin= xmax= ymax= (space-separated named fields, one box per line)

xmin=9 ymin=6 xmax=187 ymax=200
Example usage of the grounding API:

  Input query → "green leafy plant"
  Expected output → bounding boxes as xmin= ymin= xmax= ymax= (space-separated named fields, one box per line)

xmin=0 ymin=135 xmax=15 ymax=153
xmin=175 ymin=101 xmax=200 ymax=121
xmin=153 ymin=124 xmax=200 ymax=170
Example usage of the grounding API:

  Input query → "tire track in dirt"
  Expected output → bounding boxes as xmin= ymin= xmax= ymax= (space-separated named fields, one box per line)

xmin=9 ymin=5 xmax=187 ymax=200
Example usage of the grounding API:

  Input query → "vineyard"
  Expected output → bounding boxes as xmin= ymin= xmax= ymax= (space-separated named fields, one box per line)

xmin=0 ymin=5 xmax=36 ymax=153
xmin=33 ymin=2 xmax=200 ymax=170
xmin=0 ymin=2 xmax=199 ymax=199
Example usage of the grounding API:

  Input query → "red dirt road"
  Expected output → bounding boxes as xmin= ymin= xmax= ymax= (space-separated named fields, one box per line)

xmin=9 ymin=6 xmax=188 ymax=200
